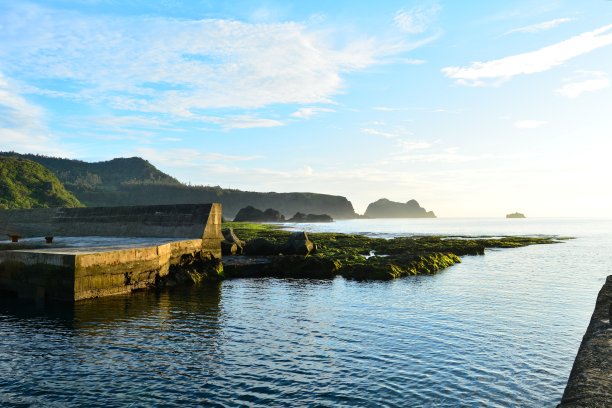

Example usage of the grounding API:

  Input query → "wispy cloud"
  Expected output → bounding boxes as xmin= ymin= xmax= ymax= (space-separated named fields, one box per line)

xmin=442 ymin=24 xmax=612 ymax=86
xmin=206 ymin=115 xmax=284 ymax=130
xmin=0 ymin=3 xmax=420 ymax=127
xmin=0 ymin=71 xmax=68 ymax=155
xmin=291 ymin=107 xmax=335 ymax=119
xmin=133 ymin=147 xmax=263 ymax=168
xmin=504 ymin=18 xmax=573 ymax=35
xmin=514 ymin=120 xmax=548 ymax=129
xmin=555 ymin=70 xmax=610 ymax=98
xmin=394 ymin=5 xmax=441 ymax=34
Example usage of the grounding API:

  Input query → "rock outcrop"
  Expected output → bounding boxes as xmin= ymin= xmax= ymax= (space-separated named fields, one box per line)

xmin=287 ymin=212 xmax=333 ymax=223
xmin=221 ymin=228 xmax=245 ymax=255
xmin=233 ymin=206 xmax=285 ymax=222
xmin=364 ymin=198 xmax=436 ymax=218
xmin=506 ymin=212 xmax=526 ymax=218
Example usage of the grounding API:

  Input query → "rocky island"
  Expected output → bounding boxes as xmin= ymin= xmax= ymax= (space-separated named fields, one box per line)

xmin=506 ymin=212 xmax=526 ymax=219
xmin=364 ymin=198 xmax=436 ymax=218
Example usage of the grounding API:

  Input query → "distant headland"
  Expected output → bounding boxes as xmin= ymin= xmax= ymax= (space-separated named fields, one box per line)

xmin=506 ymin=212 xmax=526 ymax=219
xmin=364 ymin=199 xmax=436 ymax=218
xmin=1 ymin=152 xmax=443 ymax=220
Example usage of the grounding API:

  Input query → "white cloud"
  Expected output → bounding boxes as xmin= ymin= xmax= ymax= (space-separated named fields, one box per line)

xmin=132 ymin=147 xmax=262 ymax=168
xmin=361 ymin=127 xmax=401 ymax=139
xmin=555 ymin=71 xmax=610 ymax=98
xmin=442 ymin=24 xmax=612 ymax=86
xmin=505 ymin=18 xmax=573 ymax=35
xmin=207 ymin=115 xmax=284 ymax=130
xmin=0 ymin=4 xmax=416 ymax=123
xmin=514 ymin=120 xmax=548 ymax=129
xmin=394 ymin=5 xmax=441 ymax=34
xmin=291 ymin=107 xmax=335 ymax=119
xmin=0 ymin=71 xmax=68 ymax=155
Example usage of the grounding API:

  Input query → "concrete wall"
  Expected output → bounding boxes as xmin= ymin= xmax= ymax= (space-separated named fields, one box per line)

xmin=0 ymin=203 xmax=221 ymax=239
xmin=558 ymin=275 xmax=612 ymax=407
xmin=0 ymin=251 xmax=75 ymax=301
xmin=0 ymin=239 xmax=208 ymax=302
xmin=0 ymin=203 xmax=223 ymax=302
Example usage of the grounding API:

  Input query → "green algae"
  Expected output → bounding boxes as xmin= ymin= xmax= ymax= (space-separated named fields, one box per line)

xmin=222 ymin=222 xmax=565 ymax=281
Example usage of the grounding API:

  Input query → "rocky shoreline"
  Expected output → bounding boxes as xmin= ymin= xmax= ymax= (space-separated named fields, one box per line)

xmin=216 ymin=222 xmax=563 ymax=281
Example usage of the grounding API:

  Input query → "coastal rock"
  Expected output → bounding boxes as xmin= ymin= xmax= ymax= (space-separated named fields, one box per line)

xmin=364 ymin=198 xmax=436 ymax=218
xmin=244 ymin=238 xmax=282 ymax=256
xmin=287 ymin=212 xmax=333 ymax=223
xmin=233 ymin=206 xmax=285 ymax=222
xmin=222 ymin=228 xmax=244 ymax=255
xmin=282 ymin=231 xmax=315 ymax=255
xmin=221 ymin=240 xmax=239 ymax=256
xmin=506 ymin=212 xmax=526 ymax=219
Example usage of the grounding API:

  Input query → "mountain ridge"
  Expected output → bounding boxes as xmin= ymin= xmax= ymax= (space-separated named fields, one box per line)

xmin=0 ymin=152 xmax=357 ymax=219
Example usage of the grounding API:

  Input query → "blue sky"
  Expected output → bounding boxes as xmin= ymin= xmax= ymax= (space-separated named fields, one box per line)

xmin=1 ymin=0 xmax=611 ymax=216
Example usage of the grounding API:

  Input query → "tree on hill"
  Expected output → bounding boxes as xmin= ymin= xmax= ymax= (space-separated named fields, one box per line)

xmin=0 ymin=157 xmax=83 ymax=209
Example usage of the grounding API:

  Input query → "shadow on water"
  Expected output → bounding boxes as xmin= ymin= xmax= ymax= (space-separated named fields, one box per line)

xmin=0 ymin=282 xmax=223 ymax=331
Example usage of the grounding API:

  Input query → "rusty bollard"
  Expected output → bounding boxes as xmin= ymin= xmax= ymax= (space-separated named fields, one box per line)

xmin=8 ymin=234 xmax=20 ymax=243
xmin=45 ymin=236 xmax=54 ymax=244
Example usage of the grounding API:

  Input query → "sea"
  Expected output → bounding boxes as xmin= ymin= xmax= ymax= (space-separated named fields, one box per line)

xmin=1 ymin=217 xmax=611 ymax=407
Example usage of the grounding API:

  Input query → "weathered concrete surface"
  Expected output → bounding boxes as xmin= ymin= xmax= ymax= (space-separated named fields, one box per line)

xmin=558 ymin=275 xmax=612 ymax=407
xmin=0 ymin=203 xmax=223 ymax=301
xmin=0 ymin=239 xmax=206 ymax=301
xmin=0 ymin=203 xmax=221 ymax=239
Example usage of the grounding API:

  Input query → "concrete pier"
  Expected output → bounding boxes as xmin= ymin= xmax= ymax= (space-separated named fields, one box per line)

xmin=558 ymin=275 xmax=612 ymax=407
xmin=0 ymin=204 xmax=223 ymax=302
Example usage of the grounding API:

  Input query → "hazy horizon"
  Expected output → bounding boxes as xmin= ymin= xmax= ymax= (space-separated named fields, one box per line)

xmin=1 ymin=1 xmax=611 ymax=217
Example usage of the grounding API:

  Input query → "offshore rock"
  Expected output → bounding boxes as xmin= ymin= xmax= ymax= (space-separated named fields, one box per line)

xmin=364 ymin=198 xmax=436 ymax=218
xmin=287 ymin=212 xmax=333 ymax=223
xmin=233 ymin=206 xmax=285 ymax=222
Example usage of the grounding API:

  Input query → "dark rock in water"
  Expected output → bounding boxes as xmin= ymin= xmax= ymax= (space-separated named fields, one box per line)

xmin=282 ymin=231 xmax=315 ymax=255
xmin=244 ymin=238 xmax=282 ymax=256
xmin=364 ymin=198 xmax=436 ymax=218
xmin=506 ymin=212 xmax=526 ymax=219
xmin=233 ymin=206 xmax=285 ymax=222
xmin=287 ymin=212 xmax=333 ymax=223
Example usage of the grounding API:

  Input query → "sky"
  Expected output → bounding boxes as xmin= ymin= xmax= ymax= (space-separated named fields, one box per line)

xmin=1 ymin=0 xmax=611 ymax=217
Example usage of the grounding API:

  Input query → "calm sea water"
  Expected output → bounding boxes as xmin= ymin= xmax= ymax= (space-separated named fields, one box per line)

xmin=1 ymin=218 xmax=611 ymax=407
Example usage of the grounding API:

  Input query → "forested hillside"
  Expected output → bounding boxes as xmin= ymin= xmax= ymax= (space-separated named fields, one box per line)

xmin=0 ymin=157 xmax=82 ymax=209
xmin=0 ymin=152 xmax=357 ymax=219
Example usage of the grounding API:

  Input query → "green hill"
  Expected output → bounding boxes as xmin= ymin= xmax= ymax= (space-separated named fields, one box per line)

xmin=0 ymin=152 xmax=357 ymax=219
xmin=0 ymin=157 xmax=83 ymax=209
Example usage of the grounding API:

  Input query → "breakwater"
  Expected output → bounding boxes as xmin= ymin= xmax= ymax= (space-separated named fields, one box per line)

xmin=558 ymin=275 xmax=612 ymax=407
xmin=0 ymin=204 xmax=222 ymax=302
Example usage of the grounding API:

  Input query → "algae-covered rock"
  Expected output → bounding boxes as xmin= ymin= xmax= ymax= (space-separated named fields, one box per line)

xmin=282 ymin=231 xmax=314 ymax=255
xmin=244 ymin=238 xmax=282 ymax=256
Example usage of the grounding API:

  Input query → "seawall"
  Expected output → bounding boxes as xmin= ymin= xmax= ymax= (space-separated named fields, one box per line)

xmin=558 ymin=275 xmax=612 ymax=407
xmin=0 ymin=203 xmax=223 ymax=301
xmin=0 ymin=203 xmax=221 ymax=239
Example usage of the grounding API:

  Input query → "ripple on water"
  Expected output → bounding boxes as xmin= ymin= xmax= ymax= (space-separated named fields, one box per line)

xmin=1 ymin=218 xmax=612 ymax=407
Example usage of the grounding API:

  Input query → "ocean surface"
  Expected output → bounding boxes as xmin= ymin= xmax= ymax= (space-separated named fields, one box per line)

xmin=1 ymin=218 xmax=611 ymax=407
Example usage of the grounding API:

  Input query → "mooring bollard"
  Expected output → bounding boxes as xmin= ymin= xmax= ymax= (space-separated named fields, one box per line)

xmin=8 ymin=234 xmax=20 ymax=243
xmin=45 ymin=236 xmax=54 ymax=244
